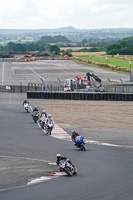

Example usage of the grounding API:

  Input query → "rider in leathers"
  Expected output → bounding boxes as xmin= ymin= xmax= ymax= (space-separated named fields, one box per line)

xmin=56 ymin=154 xmax=75 ymax=171
xmin=71 ymin=130 xmax=80 ymax=143
xmin=32 ymin=106 xmax=40 ymax=117
xmin=71 ymin=130 xmax=84 ymax=147
xmin=22 ymin=99 xmax=29 ymax=106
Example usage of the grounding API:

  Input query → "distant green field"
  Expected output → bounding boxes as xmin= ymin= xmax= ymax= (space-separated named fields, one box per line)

xmin=79 ymin=56 xmax=132 ymax=69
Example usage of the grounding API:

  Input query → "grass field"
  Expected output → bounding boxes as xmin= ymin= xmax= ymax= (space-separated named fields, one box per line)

xmin=72 ymin=52 xmax=106 ymax=56
xmin=60 ymin=47 xmax=92 ymax=51
xmin=78 ymin=56 xmax=133 ymax=69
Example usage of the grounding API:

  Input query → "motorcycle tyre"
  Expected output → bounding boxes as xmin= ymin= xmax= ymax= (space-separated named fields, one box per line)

xmin=80 ymin=145 xmax=86 ymax=151
xmin=33 ymin=117 xmax=38 ymax=123
xmin=48 ymin=129 xmax=52 ymax=135
xmin=64 ymin=167 xmax=73 ymax=176
xmin=73 ymin=167 xmax=78 ymax=175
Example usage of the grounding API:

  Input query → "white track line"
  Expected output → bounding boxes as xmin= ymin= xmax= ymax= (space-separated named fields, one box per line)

xmin=0 ymin=155 xmax=53 ymax=163
xmin=28 ymin=67 xmax=42 ymax=78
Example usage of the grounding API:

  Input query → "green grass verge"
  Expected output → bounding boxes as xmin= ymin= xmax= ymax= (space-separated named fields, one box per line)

xmin=79 ymin=56 xmax=132 ymax=69
xmin=72 ymin=57 xmax=130 ymax=75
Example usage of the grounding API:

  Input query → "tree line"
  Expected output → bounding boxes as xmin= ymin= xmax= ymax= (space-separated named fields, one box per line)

xmin=0 ymin=34 xmax=133 ymax=56
xmin=106 ymin=36 xmax=133 ymax=55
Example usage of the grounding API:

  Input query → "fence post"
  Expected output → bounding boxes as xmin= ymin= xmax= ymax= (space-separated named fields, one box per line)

xmin=120 ymin=79 xmax=124 ymax=93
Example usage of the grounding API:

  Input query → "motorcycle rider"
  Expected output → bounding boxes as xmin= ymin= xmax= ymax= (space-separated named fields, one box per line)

xmin=32 ymin=106 xmax=40 ymax=117
xmin=45 ymin=114 xmax=54 ymax=133
xmin=39 ymin=110 xmax=47 ymax=128
xmin=71 ymin=130 xmax=84 ymax=146
xmin=56 ymin=154 xmax=75 ymax=170
xmin=22 ymin=99 xmax=29 ymax=106
xmin=40 ymin=110 xmax=47 ymax=118
xmin=45 ymin=114 xmax=54 ymax=125
xmin=71 ymin=130 xmax=80 ymax=143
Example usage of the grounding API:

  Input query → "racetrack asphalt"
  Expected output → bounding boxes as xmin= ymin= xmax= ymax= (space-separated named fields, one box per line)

xmin=0 ymin=93 xmax=133 ymax=200
xmin=0 ymin=59 xmax=132 ymax=199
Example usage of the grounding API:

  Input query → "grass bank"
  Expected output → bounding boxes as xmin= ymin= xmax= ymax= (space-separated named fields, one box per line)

xmin=72 ymin=56 xmax=131 ymax=74
xmin=79 ymin=56 xmax=132 ymax=69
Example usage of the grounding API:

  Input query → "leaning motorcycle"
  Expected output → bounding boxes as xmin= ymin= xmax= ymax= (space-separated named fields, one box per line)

xmin=23 ymin=103 xmax=30 ymax=113
xmin=75 ymin=136 xmax=86 ymax=151
xmin=46 ymin=123 xmax=54 ymax=135
xmin=59 ymin=159 xmax=77 ymax=176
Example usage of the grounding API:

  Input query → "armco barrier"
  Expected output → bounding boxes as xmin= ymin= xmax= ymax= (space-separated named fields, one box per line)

xmin=27 ymin=91 xmax=133 ymax=101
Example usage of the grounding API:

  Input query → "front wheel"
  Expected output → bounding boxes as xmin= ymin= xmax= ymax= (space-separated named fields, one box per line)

xmin=48 ymin=128 xmax=52 ymax=135
xmin=80 ymin=145 xmax=86 ymax=151
xmin=33 ymin=116 xmax=38 ymax=123
xmin=64 ymin=167 xmax=73 ymax=176
xmin=73 ymin=167 xmax=78 ymax=175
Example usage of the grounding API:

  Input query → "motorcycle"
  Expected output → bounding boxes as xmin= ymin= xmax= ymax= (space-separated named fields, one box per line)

xmin=46 ymin=123 xmax=54 ymax=135
xmin=75 ymin=136 xmax=86 ymax=151
xmin=33 ymin=111 xmax=40 ymax=123
xmin=59 ymin=159 xmax=77 ymax=176
xmin=39 ymin=117 xmax=46 ymax=130
xmin=23 ymin=103 xmax=30 ymax=113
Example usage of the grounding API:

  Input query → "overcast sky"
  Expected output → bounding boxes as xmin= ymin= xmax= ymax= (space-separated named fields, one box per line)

xmin=0 ymin=0 xmax=132 ymax=29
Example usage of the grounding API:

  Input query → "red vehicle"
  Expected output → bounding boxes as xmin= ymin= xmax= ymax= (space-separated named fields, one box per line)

xmin=30 ymin=57 xmax=37 ymax=61
xmin=62 ymin=55 xmax=70 ymax=60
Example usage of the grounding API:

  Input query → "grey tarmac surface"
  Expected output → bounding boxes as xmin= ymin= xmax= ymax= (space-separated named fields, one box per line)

xmin=59 ymin=124 xmax=133 ymax=147
xmin=0 ymin=93 xmax=58 ymax=190
xmin=0 ymin=57 xmax=132 ymax=199
xmin=0 ymin=93 xmax=133 ymax=200
xmin=0 ymin=60 xmax=130 ymax=86
xmin=0 ymin=156 xmax=56 ymax=190
xmin=1 ymin=93 xmax=133 ymax=146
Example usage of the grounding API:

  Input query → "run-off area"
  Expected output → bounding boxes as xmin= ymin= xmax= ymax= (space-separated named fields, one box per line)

xmin=0 ymin=156 xmax=57 ymax=190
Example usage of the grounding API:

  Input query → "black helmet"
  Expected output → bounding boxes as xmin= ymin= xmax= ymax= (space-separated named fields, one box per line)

xmin=72 ymin=130 xmax=76 ymax=134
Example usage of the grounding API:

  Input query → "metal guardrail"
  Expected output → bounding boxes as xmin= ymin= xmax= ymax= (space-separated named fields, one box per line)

xmin=0 ymin=84 xmax=64 ymax=93
xmin=104 ymin=85 xmax=133 ymax=93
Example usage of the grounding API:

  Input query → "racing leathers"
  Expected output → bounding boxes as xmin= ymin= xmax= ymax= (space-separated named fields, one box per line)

xmin=56 ymin=156 xmax=74 ymax=169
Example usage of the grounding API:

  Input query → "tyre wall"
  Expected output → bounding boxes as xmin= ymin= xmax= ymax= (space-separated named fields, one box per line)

xmin=27 ymin=91 xmax=133 ymax=101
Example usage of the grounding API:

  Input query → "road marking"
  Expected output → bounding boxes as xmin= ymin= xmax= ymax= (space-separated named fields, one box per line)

xmin=27 ymin=172 xmax=65 ymax=185
xmin=1 ymin=62 xmax=4 ymax=85
xmin=0 ymin=155 xmax=53 ymax=163
xmin=0 ymin=172 xmax=65 ymax=192
xmin=39 ymin=123 xmax=133 ymax=149
xmin=0 ymin=155 xmax=59 ymax=191
xmin=28 ymin=67 xmax=42 ymax=79
xmin=51 ymin=124 xmax=71 ymax=140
